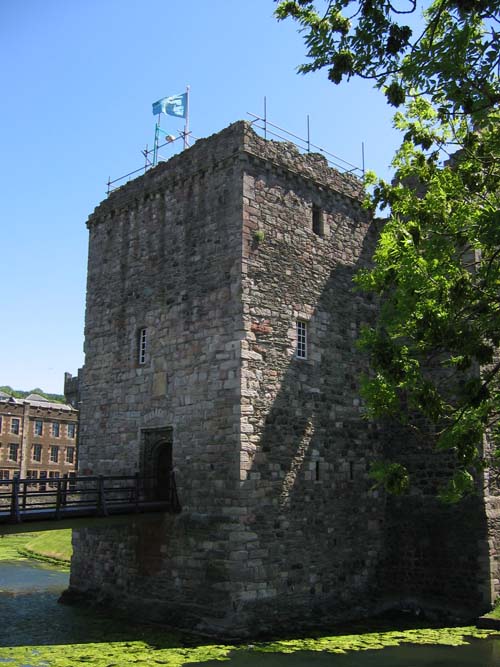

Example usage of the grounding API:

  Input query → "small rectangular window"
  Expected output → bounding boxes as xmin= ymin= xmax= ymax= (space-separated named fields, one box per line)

xmin=50 ymin=446 xmax=59 ymax=463
xmin=8 ymin=443 xmax=19 ymax=462
xmin=49 ymin=471 xmax=60 ymax=488
xmin=66 ymin=447 xmax=75 ymax=464
xmin=33 ymin=444 xmax=42 ymax=462
xmin=0 ymin=470 xmax=10 ymax=480
xmin=52 ymin=423 xmax=60 ymax=438
xmin=34 ymin=420 xmax=43 ymax=436
xmin=11 ymin=418 xmax=20 ymax=435
xmin=138 ymin=327 xmax=147 ymax=365
xmin=27 ymin=470 xmax=38 ymax=486
xmin=312 ymin=205 xmax=324 ymax=237
xmin=67 ymin=423 xmax=76 ymax=438
xmin=296 ymin=320 xmax=307 ymax=359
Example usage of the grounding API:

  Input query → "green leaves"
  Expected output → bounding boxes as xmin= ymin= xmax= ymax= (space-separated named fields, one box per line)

xmin=276 ymin=1 xmax=500 ymax=119
xmin=278 ymin=0 xmax=500 ymax=500
xmin=370 ymin=461 xmax=410 ymax=495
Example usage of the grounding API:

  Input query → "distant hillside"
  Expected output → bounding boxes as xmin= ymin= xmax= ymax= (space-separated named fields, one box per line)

xmin=0 ymin=386 xmax=65 ymax=404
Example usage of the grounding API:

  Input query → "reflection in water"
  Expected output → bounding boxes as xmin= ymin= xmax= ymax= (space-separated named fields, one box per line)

xmin=0 ymin=561 xmax=68 ymax=593
xmin=0 ymin=560 xmax=499 ymax=666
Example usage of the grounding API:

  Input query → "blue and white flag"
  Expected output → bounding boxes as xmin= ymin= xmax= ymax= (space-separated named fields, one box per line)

xmin=152 ymin=93 xmax=187 ymax=118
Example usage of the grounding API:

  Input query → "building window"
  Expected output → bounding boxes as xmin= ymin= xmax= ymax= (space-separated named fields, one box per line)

xmin=34 ymin=419 xmax=43 ymax=436
xmin=67 ymin=423 xmax=76 ymax=438
xmin=52 ymin=422 xmax=60 ymax=438
xmin=33 ymin=444 xmax=42 ymax=462
xmin=0 ymin=470 xmax=9 ymax=480
xmin=69 ymin=471 xmax=76 ymax=491
xmin=312 ymin=205 xmax=324 ymax=237
xmin=8 ymin=443 xmax=19 ymax=462
xmin=11 ymin=418 xmax=20 ymax=435
xmin=50 ymin=446 xmax=59 ymax=463
xmin=138 ymin=327 xmax=147 ymax=365
xmin=66 ymin=447 xmax=75 ymax=464
xmin=27 ymin=470 xmax=38 ymax=486
xmin=296 ymin=320 xmax=308 ymax=359
xmin=49 ymin=471 xmax=60 ymax=488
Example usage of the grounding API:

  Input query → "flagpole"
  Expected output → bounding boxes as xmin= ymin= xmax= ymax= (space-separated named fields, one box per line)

xmin=153 ymin=113 xmax=161 ymax=166
xmin=184 ymin=85 xmax=190 ymax=150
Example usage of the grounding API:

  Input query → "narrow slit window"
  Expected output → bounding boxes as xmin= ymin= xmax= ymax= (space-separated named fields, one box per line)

xmin=138 ymin=327 xmax=147 ymax=365
xmin=296 ymin=320 xmax=307 ymax=359
xmin=312 ymin=205 xmax=324 ymax=237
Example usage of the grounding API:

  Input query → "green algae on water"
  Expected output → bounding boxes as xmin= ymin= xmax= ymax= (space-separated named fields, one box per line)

xmin=256 ymin=625 xmax=500 ymax=655
xmin=1 ymin=627 xmax=500 ymax=667
xmin=0 ymin=642 xmax=234 ymax=667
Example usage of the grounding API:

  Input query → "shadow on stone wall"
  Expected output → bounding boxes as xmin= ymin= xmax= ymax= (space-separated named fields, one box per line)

xmin=238 ymin=224 xmax=492 ymax=632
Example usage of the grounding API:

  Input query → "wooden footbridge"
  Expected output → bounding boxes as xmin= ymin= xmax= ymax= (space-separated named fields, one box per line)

xmin=0 ymin=474 xmax=180 ymax=534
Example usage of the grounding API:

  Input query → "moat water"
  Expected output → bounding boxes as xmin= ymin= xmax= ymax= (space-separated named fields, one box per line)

xmin=0 ymin=559 xmax=500 ymax=666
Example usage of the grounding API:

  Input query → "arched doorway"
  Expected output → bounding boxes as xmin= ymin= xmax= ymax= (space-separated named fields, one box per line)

xmin=141 ymin=428 xmax=174 ymax=503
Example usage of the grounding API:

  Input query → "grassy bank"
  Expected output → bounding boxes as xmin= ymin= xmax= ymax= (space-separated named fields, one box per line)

xmin=0 ymin=529 xmax=72 ymax=566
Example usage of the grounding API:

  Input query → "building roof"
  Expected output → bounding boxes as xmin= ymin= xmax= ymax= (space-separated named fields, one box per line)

xmin=0 ymin=390 xmax=76 ymax=412
xmin=26 ymin=393 xmax=49 ymax=402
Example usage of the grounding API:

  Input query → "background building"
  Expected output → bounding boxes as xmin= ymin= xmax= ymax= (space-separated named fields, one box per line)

xmin=0 ymin=390 xmax=78 ymax=485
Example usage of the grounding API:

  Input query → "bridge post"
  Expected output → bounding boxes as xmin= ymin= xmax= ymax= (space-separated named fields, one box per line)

xmin=10 ymin=476 xmax=21 ymax=524
xmin=61 ymin=474 xmax=68 ymax=508
xmin=55 ymin=478 xmax=62 ymax=519
xmin=22 ymin=479 xmax=28 ymax=510
xmin=133 ymin=473 xmax=140 ymax=513
xmin=97 ymin=475 xmax=108 ymax=517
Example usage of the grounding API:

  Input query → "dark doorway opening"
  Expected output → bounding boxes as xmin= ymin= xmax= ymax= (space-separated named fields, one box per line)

xmin=141 ymin=428 xmax=179 ymax=509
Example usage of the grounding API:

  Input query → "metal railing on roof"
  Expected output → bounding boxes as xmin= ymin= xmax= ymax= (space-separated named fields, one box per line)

xmin=106 ymin=132 xmax=192 ymax=195
xmin=106 ymin=114 xmax=364 ymax=195
xmin=247 ymin=112 xmax=364 ymax=178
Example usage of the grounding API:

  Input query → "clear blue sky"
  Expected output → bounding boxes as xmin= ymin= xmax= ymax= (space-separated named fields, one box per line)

xmin=0 ymin=0 xmax=401 ymax=395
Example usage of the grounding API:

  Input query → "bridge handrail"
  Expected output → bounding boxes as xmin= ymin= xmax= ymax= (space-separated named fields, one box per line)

xmin=0 ymin=473 xmax=177 ymax=525
xmin=0 ymin=474 xmax=157 ymax=486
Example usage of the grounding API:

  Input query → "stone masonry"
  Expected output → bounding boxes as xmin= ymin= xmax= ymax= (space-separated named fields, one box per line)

xmin=68 ymin=121 xmax=498 ymax=637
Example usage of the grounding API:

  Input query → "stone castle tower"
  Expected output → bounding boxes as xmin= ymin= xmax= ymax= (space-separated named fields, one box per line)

xmin=69 ymin=121 xmax=498 ymax=637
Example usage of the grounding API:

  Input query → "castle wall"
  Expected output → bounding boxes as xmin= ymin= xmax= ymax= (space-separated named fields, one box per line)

xmin=230 ymin=129 xmax=385 ymax=631
xmin=377 ymin=425 xmax=493 ymax=616
xmin=70 ymin=124 xmax=251 ymax=634
xmin=69 ymin=121 xmax=496 ymax=637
